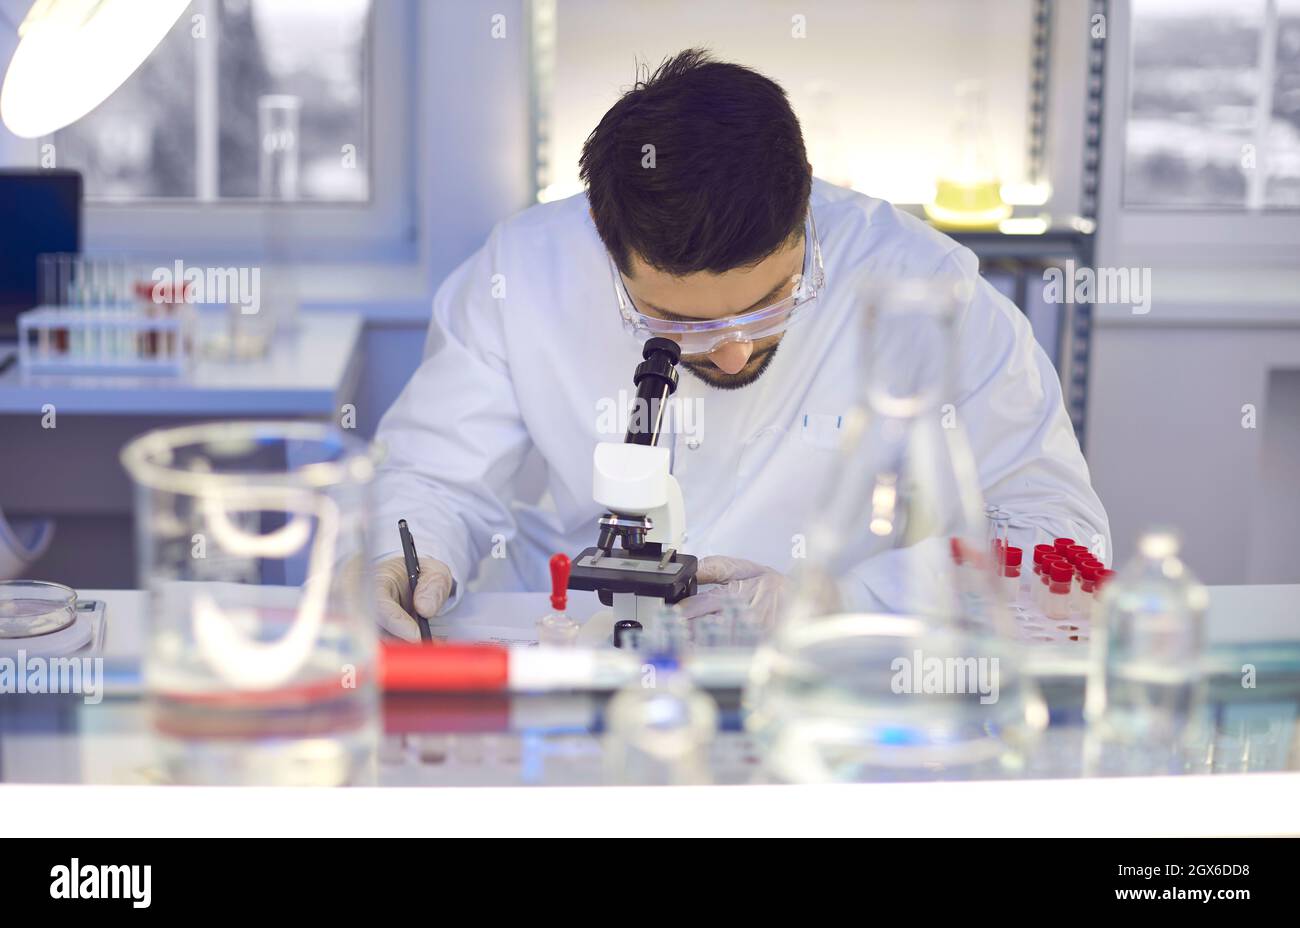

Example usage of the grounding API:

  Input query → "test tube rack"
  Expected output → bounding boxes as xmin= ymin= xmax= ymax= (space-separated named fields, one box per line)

xmin=17 ymin=304 xmax=196 ymax=375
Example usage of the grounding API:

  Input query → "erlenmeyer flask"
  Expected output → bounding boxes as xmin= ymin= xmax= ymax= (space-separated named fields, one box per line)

xmin=744 ymin=276 xmax=1046 ymax=783
xmin=925 ymin=80 xmax=1012 ymax=230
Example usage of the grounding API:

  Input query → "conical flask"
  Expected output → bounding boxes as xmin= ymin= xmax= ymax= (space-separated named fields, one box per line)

xmin=924 ymin=80 xmax=1012 ymax=230
xmin=744 ymin=276 xmax=1046 ymax=783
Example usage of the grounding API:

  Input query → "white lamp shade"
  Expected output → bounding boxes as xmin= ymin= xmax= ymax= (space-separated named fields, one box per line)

xmin=1 ymin=0 xmax=191 ymax=139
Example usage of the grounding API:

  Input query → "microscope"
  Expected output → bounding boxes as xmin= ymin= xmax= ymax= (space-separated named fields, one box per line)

xmin=568 ymin=337 xmax=698 ymax=643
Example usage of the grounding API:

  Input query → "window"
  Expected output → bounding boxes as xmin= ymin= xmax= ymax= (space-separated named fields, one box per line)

xmin=50 ymin=0 xmax=371 ymax=204
xmin=1124 ymin=0 xmax=1300 ymax=210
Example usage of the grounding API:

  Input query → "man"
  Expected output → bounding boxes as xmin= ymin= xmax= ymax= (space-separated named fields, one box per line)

xmin=372 ymin=49 xmax=1109 ymax=640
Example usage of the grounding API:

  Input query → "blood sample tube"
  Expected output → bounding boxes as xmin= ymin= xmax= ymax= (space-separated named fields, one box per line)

xmin=1000 ymin=546 xmax=1023 ymax=602
xmin=1046 ymin=563 xmax=1073 ymax=620
xmin=1037 ymin=553 xmax=1066 ymax=609
xmin=1065 ymin=544 xmax=1090 ymax=565
xmin=1078 ymin=562 xmax=1101 ymax=602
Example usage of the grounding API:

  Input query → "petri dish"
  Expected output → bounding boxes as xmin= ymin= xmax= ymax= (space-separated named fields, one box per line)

xmin=0 ymin=580 xmax=78 ymax=638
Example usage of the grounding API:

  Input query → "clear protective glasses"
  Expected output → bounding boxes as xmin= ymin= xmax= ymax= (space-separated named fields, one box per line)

xmin=610 ymin=208 xmax=826 ymax=356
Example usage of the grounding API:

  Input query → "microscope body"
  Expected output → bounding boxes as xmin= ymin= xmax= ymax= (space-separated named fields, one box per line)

xmin=567 ymin=339 xmax=699 ymax=628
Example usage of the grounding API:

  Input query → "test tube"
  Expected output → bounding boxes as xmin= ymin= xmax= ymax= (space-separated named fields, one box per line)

xmin=1045 ymin=563 xmax=1073 ymax=621
xmin=64 ymin=256 xmax=83 ymax=358
xmin=1000 ymin=545 xmax=1023 ymax=603
xmin=985 ymin=506 xmax=1009 ymax=567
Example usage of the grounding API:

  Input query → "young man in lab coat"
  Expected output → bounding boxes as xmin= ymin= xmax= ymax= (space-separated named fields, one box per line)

xmin=372 ymin=49 xmax=1109 ymax=639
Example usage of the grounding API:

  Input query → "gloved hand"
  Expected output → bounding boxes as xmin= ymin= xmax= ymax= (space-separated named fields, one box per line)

xmin=675 ymin=555 xmax=788 ymax=630
xmin=374 ymin=556 xmax=454 ymax=642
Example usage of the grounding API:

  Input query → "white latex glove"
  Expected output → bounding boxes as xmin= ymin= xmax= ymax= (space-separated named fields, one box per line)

xmin=676 ymin=555 xmax=788 ymax=629
xmin=374 ymin=556 xmax=454 ymax=642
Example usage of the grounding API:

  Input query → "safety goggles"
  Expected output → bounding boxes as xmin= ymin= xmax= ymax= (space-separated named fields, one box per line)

xmin=610 ymin=208 xmax=825 ymax=356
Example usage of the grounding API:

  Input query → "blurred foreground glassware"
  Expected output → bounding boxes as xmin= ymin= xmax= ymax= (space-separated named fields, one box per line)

xmin=744 ymin=276 xmax=1046 ymax=783
xmin=1084 ymin=530 xmax=1209 ymax=776
xmin=604 ymin=653 xmax=718 ymax=785
xmin=121 ymin=421 xmax=381 ymax=785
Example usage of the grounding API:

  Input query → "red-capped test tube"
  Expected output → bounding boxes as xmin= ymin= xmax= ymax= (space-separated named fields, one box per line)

xmin=1078 ymin=562 xmax=1102 ymax=597
xmin=1045 ymin=563 xmax=1074 ymax=620
xmin=1065 ymin=544 xmax=1090 ymax=565
xmin=1033 ymin=544 xmax=1056 ymax=576
xmin=1037 ymin=553 xmax=1066 ymax=609
xmin=1000 ymin=546 xmax=1023 ymax=602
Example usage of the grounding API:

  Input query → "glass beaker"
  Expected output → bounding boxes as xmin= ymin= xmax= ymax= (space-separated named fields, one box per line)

xmin=121 ymin=421 xmax=382 ymax=785
xmin=743 ymin=276 xmax=1046 ymax=783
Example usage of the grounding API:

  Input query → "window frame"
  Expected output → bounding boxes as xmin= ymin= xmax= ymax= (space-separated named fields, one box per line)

xmin=1098 ymin=0 xmax=1300 ymax=269
xmin=43 ymin=0 xmax=417 ymax=264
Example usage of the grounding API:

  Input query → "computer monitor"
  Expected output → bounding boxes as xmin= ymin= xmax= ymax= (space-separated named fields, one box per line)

xmin=0 ymin=169 xmax=82 ymax=338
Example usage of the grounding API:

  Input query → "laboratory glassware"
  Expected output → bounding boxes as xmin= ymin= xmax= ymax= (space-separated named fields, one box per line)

xmin=743 ymin=274 xmax=1046 ymax=783
xmin=20 ymin=254 xmax=195 ymax=374
xmin=254 ymin=93 xmax=301 ymax=346
xmin=121 ymin=421 xmax=382 ymax=785
xmin=0 ymin=580 xmax=77 ymax=638
xmin=603 ymin=653 xmax=719 ymax=785
xmin=924 ymin=81 xmax=1012 ymax=230
xmin=1084 ymin=530 xmax=1209 ymax=776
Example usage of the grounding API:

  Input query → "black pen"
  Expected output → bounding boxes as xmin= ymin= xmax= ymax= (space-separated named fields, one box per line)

xmin=398 ymin=519 xmax=433 ymax=642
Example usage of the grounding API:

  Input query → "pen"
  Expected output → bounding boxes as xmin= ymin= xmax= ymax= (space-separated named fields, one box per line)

xmin=398 ymin=519 xmax=433 ymax=642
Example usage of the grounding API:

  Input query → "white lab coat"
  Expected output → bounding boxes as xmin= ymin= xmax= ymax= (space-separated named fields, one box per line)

xmin=372 ymin=180 xmax=1110 ymax=612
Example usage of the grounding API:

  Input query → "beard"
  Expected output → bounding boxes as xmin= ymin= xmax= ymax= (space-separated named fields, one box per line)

xmin=680 ymin=342 xmax=781 ymax=390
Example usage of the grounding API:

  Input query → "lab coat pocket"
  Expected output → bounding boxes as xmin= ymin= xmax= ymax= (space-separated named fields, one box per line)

xmin=799 ymin=413 xmax=846 ymax=451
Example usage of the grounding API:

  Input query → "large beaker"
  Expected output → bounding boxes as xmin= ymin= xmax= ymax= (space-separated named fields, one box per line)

xmin=121 ymin=421 xmax=381 ymax=785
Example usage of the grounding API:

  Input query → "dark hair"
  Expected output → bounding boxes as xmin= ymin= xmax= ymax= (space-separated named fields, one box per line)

xmin=579 ymin=49 xmax=811 ymax=276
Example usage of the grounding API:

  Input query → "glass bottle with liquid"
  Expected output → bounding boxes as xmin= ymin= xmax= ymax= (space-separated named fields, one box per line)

xmin=1084 ymin=530 xmax=1208 ymax=775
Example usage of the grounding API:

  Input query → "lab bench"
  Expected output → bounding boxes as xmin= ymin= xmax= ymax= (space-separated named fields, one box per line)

xmin=1 ymin=587 xmax=1297 ymax=803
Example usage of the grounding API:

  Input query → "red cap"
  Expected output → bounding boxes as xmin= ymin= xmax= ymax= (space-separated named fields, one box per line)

xmin=1095 ymin=568 xmax=1116 ymax=590
xmin=1053 ymin=537 xmax=1075 ymax=551
xmin=949 ymin=537 xmax=964 ymax=565
xmin=1002 ymin=546 xmax=1023 ymax=567
xmin=1033 ymin=544 xmax=1054 ymax=564
xmin=1078 ymin=562 xmax=1102 ymax=582
xmin=549 ymin=553 xmax=570 ymax=611
xmin=1049 ymin=564 xmax=1073 ymax=583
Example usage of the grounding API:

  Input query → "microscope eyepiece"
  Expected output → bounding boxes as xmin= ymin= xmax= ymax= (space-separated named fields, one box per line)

xmin=643 ymin=337 xmax=681 ymax=364
xmin=627 ymin=337 xmax=681 ymax=446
